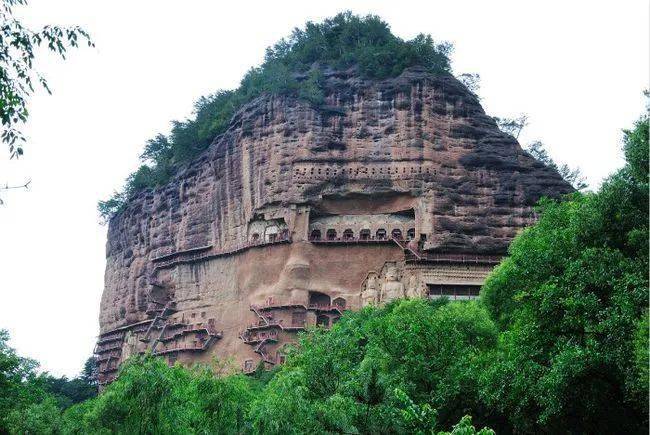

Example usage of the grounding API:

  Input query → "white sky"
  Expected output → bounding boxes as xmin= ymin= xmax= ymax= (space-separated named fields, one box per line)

xmin=0 ymin=1 xmax=647 ymax=377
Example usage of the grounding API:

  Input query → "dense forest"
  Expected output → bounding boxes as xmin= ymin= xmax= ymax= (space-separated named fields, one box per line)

xmin=2 ymin=111 xmax=647 ymax=434
xmin=97 ymin=12 xmax=453 ymax=221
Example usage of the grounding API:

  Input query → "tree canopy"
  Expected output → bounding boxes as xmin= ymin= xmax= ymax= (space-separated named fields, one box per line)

xmin=249 ymin=299 xmax=497 ymax=434
xmin=482 ymin=113 xmax=648 ymax=432
xmin=0 ymin=329 xmax=97 ymax=434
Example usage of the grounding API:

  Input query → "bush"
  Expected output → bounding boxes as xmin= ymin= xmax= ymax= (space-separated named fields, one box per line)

xmin=3 ymin=301 xmax=497 ymax=434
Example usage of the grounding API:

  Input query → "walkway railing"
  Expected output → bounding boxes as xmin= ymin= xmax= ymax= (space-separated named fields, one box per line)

xmin=151 ymin=234 xmax=292 ymax=273
xmin=417 ymin=252 xmax=502 ymax=264
xmin=152 ymin=333 xmax=222 ymax=356
xmin=158 ymin=323 xmax=222 ymax=343
xmin=308 ymin=235 xmax=394 ymax=244
xmin=310 ymin=235 xmax=502 ymax=264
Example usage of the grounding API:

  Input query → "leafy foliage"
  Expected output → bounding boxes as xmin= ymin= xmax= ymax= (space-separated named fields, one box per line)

xmin=493 ymin=114 xmax=528 ymax=139
xmin=0 ymin=330 xmax=97 ymax=434
xmin=457 ymin=73 xmax=481 ymax=98
xmin=5 ymin=303 xmax=496 ymax=434
xmin=481 ymin=114 xmax=648 ymax=433
xmin=622 ymin=115 xmax=649 ymax=183
xmin=98 ymin=12 xmax=452 ymax=221
xmin=262 ymin=13 xmax=451 ymax=80
xmin=58 ymin=356 xmax=258 ymax=434
xmin=249 ymin=299 xmax=498 ymax=433
xmin=438 ymin=416 xmax=495 ymax=435
xmin=6 ymin=396 xmax=63 ymax=435
xmin=0 ymin=0 xmax=93 ymax=158
xmin=0 ymin=329 xmax=41 ymax=432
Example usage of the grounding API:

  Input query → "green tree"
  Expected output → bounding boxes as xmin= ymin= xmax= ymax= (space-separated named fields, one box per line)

xmin=0 ymin=0 xmax=93 ymax=157
xmin=438 ymin=415 xmax=495 ymax=435
xmin=250 ymin=299 xmax=499 ymax=433
xmin=38 ymin=369 xmax=97 ymax=409
xmin=6 ymin=396 xmax=62 ymax=435
xmin=480 ymin=114 xmax=649 ymax=433
xmin=493 ymin=114 xmax=528 ymax=139
xmin=457 ymin=73 xmax=480 ymax=98
xmin=622 ymin=114 xmax=649 ymax=183
xmin=61 ymin=355 xmax=258 ymax=434
xmin=0 ymin=330 xmax=97 ymax=434
xmin=0 ymin=329 xmax=45 ymax=433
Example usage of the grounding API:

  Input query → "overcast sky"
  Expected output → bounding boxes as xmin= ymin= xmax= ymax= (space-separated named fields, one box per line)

xmin=0 ymin=1 xmax=647 ymax=377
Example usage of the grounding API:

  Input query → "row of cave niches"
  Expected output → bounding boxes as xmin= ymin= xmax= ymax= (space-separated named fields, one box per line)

xmin=292 ymin=164 xmax=442 ymax=181
xmin=95 ymin=291 xmax=348 ymax=384
xmin=309 ymin=227 xmax=416 ymax=242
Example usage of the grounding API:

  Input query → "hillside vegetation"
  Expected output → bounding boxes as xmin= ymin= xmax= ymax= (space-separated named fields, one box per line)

xmin=97 ymin=12 xmax=452 ymax=221
xmin=3 ymin=113 xmax=648 ymax=434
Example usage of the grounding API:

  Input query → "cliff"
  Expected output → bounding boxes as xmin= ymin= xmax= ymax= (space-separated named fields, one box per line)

xmin=96 ymin=66 xmax=572 ymax=382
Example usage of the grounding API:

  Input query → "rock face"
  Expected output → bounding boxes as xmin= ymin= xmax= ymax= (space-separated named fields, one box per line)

xmin=96 ymin=67 xmax=572 ymax=383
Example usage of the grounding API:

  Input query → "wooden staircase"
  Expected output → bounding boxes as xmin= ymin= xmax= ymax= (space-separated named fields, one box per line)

xmin=390 ymin=236 xmax=422 ymax=261
xmin=140 ymin=301 xmax=177 ymax=353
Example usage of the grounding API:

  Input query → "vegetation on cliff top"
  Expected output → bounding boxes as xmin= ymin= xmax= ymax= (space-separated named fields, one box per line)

xmin=97 ymin=12 xmax=453 ymax=221
xmin=3 ymin=113 xmax=648 ymax=433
